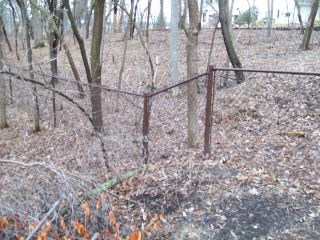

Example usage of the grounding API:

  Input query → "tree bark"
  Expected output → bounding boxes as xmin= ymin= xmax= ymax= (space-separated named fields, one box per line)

xmin=113 ymin=0 xmax=119 ymax=32
xmin=90 ymin=0 xmax=105 ymax=132
xmin=0 ymin=41 xmax=8 ymax=129
xmin=58 ymin=2 xmax=65 ymax=50
xmin=7 ymin=0 xmax=20 ymax=60
xmin=31 ymin=0 xmax=43 ymax=46
xmin=0 ymin=16 xmax=13 ymax=52
xmin=294 ymin=0 xmax=304 ymax=34
xmin=159 ymin=0 xmax=165 ymax=28
xmin=65 ymin=0 xmax=92 ymax=83
xmin=118 ymin=0 xmax=134 ymax=92
xmin=84 ymin=0 xmax=95 ymax=39
xmin=119 ymin=0 xmax=125 ymax=32
xmin=219 ymin=0 xmax=245 ymax=83
xmin=170 ymin=0 xmax=179 ymax=96
xmin=300 ymin=0 xmax=319 ymax=50
xmin=130 ymin=0 xmax=139 ymax=38
xmin=178 ymin=0 xmax=187 ymax=29
xmin=29 ymin=0 xmax=85 ymax=97
xmin=267 ymin=0 xmax=274 ymax=37
xmin=16 ymin=0 xmax=40 ymax=133
xmin=199 ymin=0 xmax=203 ymax=28
xmin=47 ymin=0 xmax=59 ymax=84
xmin=145 ymin=0 xmax=152 ymax=40
xmin=186 ymin=0 xmax=199 ymax=147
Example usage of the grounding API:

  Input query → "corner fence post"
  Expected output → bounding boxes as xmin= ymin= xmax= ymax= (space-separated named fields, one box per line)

xmin=142 ymin=94 xmax=150 ymax=164
xmin=204 ymin=65 xmax=215 ymax=159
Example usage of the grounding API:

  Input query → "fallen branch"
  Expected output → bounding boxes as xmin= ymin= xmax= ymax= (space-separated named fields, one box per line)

xmin=26 ymin=200 xmax=60 ymax=240
xmin=92 ymin=171 xmax=137 ymax=194
xmin=280 ymin=131 xmax=306 ymax=138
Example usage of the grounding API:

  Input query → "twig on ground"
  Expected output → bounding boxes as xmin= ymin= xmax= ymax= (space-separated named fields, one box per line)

xmin=26 ymin=200 xmax=60 ymax=240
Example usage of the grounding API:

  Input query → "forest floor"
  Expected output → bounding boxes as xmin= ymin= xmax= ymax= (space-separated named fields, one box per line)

xmin=0 ymin=29 xmax=320 ymax=239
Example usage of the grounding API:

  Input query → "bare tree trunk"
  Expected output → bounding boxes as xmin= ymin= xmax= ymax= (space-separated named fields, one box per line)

xmin=47 ymin=0 xmax=59 ymax=84
xmin=84 ymin=1 xmax=95 ymax=39
xmin=223 ymin=0 xmax=234 ymax=86
xmin=170 ymin=0 xmax=179 ymax=96
xmin=17 ymin=0 xmax=40 ymax=133
xmin=145 ymin=0 xmax=152 ymax=40
xmin=300 ymin=0 xmax=319 ymax=50
xmin=159 ymin=0 xmax=165 ymax=28
xmin=29 ymin=0 xmax=85 ymax=97
xmin=0 ymin=41 xmax=8 ymax=129
xmin=113 ymin=0 xmax=119 ymax=32
xmin=58 ymin=2 xmax=65 ymax=50
xmin=294 ymin=0 xmax=304 ymax=34
xmin=207 ymin=18 xmax=219 ymax=68
xmin=0 ymin=16 xmax=13 ymax=52
xmin=90 ymin=0 xmax=105 ymax=132
xmin=186 ymin=0 xmax=199 ymax=147
xmin=267 ymin=0 xmax=274 ymax=37
xmin=219 ymin=0 xmax=245 ymax=83
xmin=229 ymin=0 xmax=234 ymax=37
xmin=8 ymin=0 xmax=20 ymax=60
xmin=178 ymin=0 xmax=187 ymax=29
xmin=119 ymin=0 xmax=125 ymax=32
xmin=118 ymin=0 xmax=134 ymax=91
xmin=199 ymin=0 xmax=203 ymax=28
xmin=65 ymin=0 xmax=92 ymax=83
xmin=31 ymin=0 xmax=43 ymax=46
xmin=130 ymin=0 xmax=139 ymax=38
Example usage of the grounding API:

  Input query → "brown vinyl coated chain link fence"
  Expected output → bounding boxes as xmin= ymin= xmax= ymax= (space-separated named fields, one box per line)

xmin=2 ymin=63 xmax=320 ymax=168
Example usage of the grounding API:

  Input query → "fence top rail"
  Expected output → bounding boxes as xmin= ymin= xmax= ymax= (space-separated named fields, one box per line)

xmin=4 ymin=63 xmax=144 ymax=97
xmin=213 ymin=67 xmax=320 ymax=77
xmin=148 ymin=73 xmax=208 ymax=97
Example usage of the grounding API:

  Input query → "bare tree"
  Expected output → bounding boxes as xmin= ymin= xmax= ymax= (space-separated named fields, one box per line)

xmin=7 ymin=0 xmax=20 ymax=60
xmin=267 ymin=0 xmax=274 ymax=37
xmin=130 ymin=0 xmax=139 ymax=38
xmin=178 ymin=0 xmax=187 ymax=29
xmin=0 ymin=15 xmax=12 ymax=52
xmin=186 ymin=0 xmax=200 ymax=147
xmin=119 ymin=0 xmax=126 ymax=32
xmin=118 ymin=0 xmax=134 ymax=91
xmin=294 ymin=0 xmax=304 ymax=34
xmin=159 ymin=0 xmax=165 ymax=28
xmin=47 ymin=0 xmax=59 ymax=84
xmin=90 ymin=0 xmax=105 ymax=132
xmin=29 ymin=0 xmax=85 ymax=97
xmin=31 ymin=0 xmax=43 ymax=46
xmin=113 ymin=0 xmax=119 ymax=32
xmin=300 ymin=0 xmax=319 ymax=50
xmin=84 ymin=0 xmax=95 ymax=39
xmin=0 ymin=40 xmax=8 ymax=129
xmin=145 ymin=0 xmax=151 ymax=40
xmin=170 ymin=0 xmax=179 ymax=96
xmin=65 ymin=0 xmax=92 ymax=83
xmin=16 ymin=0 xmax=40 ymax=133
xmin=218 ymin=0 xmax=244 ymax=83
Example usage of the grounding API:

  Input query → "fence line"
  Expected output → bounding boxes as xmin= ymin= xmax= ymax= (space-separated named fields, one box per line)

xmin=2 ymin=63 xmax=320 ymax=166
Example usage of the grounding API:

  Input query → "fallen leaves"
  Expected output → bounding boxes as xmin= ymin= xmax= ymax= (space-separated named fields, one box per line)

xmin=0 ymin=217 xmax=8 ymax=231
xmin=73 ymin=221 xmax=89 ymax=239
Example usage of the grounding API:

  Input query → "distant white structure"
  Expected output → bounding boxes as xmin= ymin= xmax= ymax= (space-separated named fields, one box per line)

xmin=199 ymin=0 xmax=320 ymax=28
xmin=298 ymin=0 xmax=320 ymax=24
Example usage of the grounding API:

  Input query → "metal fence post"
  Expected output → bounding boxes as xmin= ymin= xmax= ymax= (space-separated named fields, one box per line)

xmin=142 ymin=94 xmax=150 ymax=164
xmin=204 ymin=65 xmax=215 ymax=159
